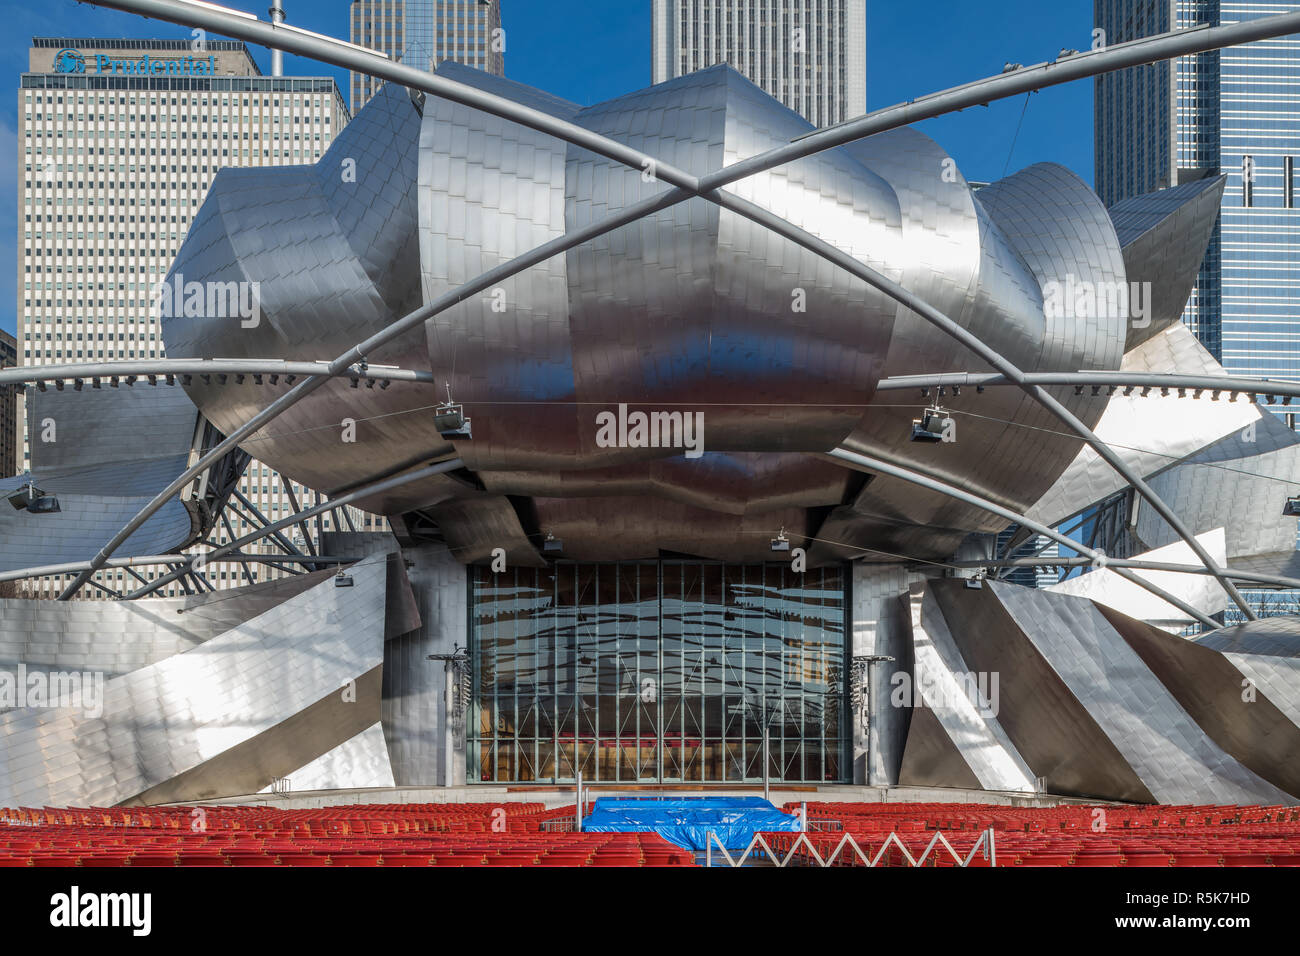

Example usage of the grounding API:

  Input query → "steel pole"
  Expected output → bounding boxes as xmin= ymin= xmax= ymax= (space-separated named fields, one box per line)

xmin=56 ymin=183 xmax=692 ymax=600
xmin=830 ymin=446 xmax=1222 ymax=630
xmin=269 ymin=0 xmax=284 ymax=77
xmin=82 ymin=0 xmax=703 ymax=194
xmin=865 ymin=660 xmax=873 ymax=787
xmin=124 ymin=458 xmax=465 ymax=598
xmin=716 ymin=189 xmax=1255 ymax=621
xmin=702 ymin=17 xmax=1300 ymax=191
xmin=763 ymin=728 xmax=770 ymax=803
xmin=0 ymin=358 xmax=436 ymax=387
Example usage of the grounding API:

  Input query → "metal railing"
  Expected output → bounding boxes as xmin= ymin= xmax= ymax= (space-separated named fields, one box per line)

xmin=704 ymin=828 xmax=996 ymax=868
xmin=803 ymin=818 xmax=845 ymax=832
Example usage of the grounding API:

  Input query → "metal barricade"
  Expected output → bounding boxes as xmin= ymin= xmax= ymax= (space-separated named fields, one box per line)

xmin=704 ymin=827 xmax=996 ymax=868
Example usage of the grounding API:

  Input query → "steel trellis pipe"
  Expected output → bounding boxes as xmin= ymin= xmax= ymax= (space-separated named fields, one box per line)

xmin=123 ymin=458 xmax=467 ymax=599
xmin=719 ymin=190 xmax=1256 ymax=620
xmin=828 ymin=447 xmax=1221 ymax=630
xmin=700 ymin=16 xmax=1300 ymax=192
xmin=949 ymin=556 xmax=1300 ymax=592
xmin=71 ymin=0 xmax=1300 ymax=614
xmin=77 ymin=0 xmax=703 ymax=194
xmin=0 ymin=359 xmax=436 ymax=387
xmin=55 ymin=185 xmax=693 ymax=599
xmin=0 ymin=552 xmax=354 ymax=585
xmin=84 ymin=0 xmax=1300 ymax=203
xmin=878 ymin=371 xmax=1300 ymax=398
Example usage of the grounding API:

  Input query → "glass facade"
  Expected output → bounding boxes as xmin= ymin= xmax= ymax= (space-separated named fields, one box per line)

xmin=1217 ymin=2 xmax=1300 ymax=403
xmin=469 ymin=561 xmax=847 ymax=784
xmin=1097 ymin=2 xmax=1300 ymax=621
xmin=652 ymin=0 xmax=867 ymax=128
xmin=349 ymin=0 xmax=505 ymax=113
xmin=1097 ymin=1 xmax=1300 ymax=378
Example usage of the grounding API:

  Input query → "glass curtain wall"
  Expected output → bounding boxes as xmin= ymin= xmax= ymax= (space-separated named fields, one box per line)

xmin=469 ymin=561 xmax=846 ymax=784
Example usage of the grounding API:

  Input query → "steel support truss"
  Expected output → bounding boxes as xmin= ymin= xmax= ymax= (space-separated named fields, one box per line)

xmin=704 ymin=827 xmax=997 ymax=867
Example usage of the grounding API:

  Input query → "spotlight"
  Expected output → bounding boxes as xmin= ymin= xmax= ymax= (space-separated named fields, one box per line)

xmin=334 ymin=570 xmax=354 ymax=588
xmin=434 ymin=385 xmax=473 ymax=440
xmin=770 ymin=528 xmax=791 ymax=552
xmin=27 ymin=495 xmax=61 ymax=514
xmin=6 ymin=483 xmax=35 ymax=510
xmin=543 ymin=532 xmax=563 ymax=554
xmin=5 ymin=482 xmax=59 ymax=514
xmin=910 ymin=405 xmax=949 ymax=443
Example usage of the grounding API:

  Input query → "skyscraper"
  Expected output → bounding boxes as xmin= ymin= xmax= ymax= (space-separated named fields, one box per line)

xmin=17 ymin=37 xmax=360 ymax=597
xmin=348 ymin=0 xmax=506 ymax=113
xmin=651 ymin=0 xmax=867 ymax=128
xmin=1096 ymin=2 xmax=1300 ymax=618
xmin=0 ymin=330 xmax=16 ymax=478
xmin=1096 ymin=1 xmax=1300 ymax=386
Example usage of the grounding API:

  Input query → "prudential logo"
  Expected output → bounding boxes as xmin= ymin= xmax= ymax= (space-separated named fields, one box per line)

xmin=52 ymin=49 xmax=86 ymax=74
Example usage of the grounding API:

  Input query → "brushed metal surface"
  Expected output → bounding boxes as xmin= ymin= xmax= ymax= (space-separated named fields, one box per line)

xmin=159 ymin=63 xmax=1230 ymax=564
xmin=0 ymin=555 xmax=390 ymax=807
xmin=990 ymin=581 xmax=1291 ymax=804
xmin=1102 ymin=605 xmax=1300 ymax=800
xmin=903 ymin=583 xmax=1037 ymax=792
xmin=0 ymin=385 xmax=203 ymax=573
xmin=1110 ymin=175 xmax=1227 ymax=352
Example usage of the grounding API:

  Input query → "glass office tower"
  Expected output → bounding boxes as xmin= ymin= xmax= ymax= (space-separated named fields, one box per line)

xmin=469 ymin=561 xmax=848 ymax=783
xmin=651 ymin=0 xmax=867 ymax=128
xmin=16 ymin=38 xmax=361 ymax=599
xmin=348 ymin=0 xmax=505 ymax=113
xmin=1096 ymin=0 xmax=1300 ymax=387
xmin=1096 ymin=1 xmax=1300 ymax=619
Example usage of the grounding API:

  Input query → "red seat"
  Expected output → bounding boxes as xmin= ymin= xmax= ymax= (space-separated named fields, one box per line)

xmin=1016 ymin=853 xmax=1071 ymax=867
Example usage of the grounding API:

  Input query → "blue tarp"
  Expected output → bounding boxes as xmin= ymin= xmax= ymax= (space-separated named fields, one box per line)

xmin=581 ymin=797 xmax=801 ymax=851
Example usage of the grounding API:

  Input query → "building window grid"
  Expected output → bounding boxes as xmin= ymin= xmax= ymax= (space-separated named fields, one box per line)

xmin=469 ymin=561 xmax=847 ymax=784
xmin=18 ymin=41 xmax=371 ymax=596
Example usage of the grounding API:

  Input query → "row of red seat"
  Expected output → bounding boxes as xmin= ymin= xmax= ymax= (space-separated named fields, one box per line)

xmin=786 ymin=801 xmax=1300 ymax=831
xmin=0 ymin=836 xmax=690 ymax=867
xmin=0 ymin=804 xmax=692 ymax=867
xmin=2 ymin=802 xmax=550 ymax=835
xmin=768 ymin=802 xmax=1300 ymax=866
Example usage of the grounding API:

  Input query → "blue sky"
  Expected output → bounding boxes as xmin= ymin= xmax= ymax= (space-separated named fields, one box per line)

xmin=0 ymin=0 xmax=1095 ymax=336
